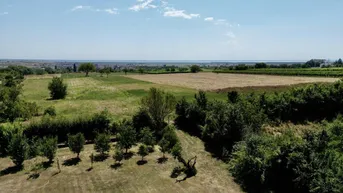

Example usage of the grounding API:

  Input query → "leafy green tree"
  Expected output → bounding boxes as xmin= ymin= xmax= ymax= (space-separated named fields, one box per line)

xmin=158 ymin=137 xmax=169 ymax=158
xmin=123 ymin=68 xmax=128 ymax=75
xmin=141 ymin=88 xmax=176 ymax=131
xmin=40 ymin=137 xmax=58 ymax=162
xmin=94 ymin=133 xmax=111 ymax=155
xmin=68 ymin=133 xmax=85 ymax=158
xmin=117 ymin=125 xmax=136 ymax=153
xmin=132 ymin=109 xmax=152 ymax=133
xmin=190 ymin=65 xmax=201 ymax=73
xmin=78 ymin=63 xmax=96 ymax=76
xmin=48 ymin=77 xmax=67 ymax=100
xmin=104 ymin=67 xmax=112 ymax=77
xmin=140 ymin=128 xmax=155 ymax=147
xmin=138 ymin=68 xmax=144 ymax=74
xmin=138 ymin=144 xmax=148 ymax=161
xmin=113 ymin=148 xmax=124 ymax=164
xmin=8 ymin=134 xmax=29 ymax=167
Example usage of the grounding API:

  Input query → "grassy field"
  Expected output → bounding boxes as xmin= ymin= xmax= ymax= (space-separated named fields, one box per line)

xmin=214 ymin=67 xmax=343 ymax=77
xmin=22 ymin=73 xmax=228 ymax=119
xmin=0 ymin=131 xmax=242 ymax=193
xmin=128 ymin=72 xmax=338 ymax=91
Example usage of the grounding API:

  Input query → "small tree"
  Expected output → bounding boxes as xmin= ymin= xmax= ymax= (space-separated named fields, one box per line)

xmin=67 ymin=133 xmax=85 ymax=158
xmin=104 ymin=67 xmax=112 ymax=77
xmin=78 ymin=63 xmax=96 ymax=76
xmin=138 ymin=144 xmax=148 ymax=161
xmin=158 ymin=138 xmax=169 ymax=158
xmin=132 ymin=109 xmax=153 ymax=133
xmin=94 ymin=133 xmax=111 ymax=155
xmin=138 ymin=68 xmax=144 ymax=74
xmin=123 ymin=68 xmax=128 ymax=75
xmin=113 ymin=148 xmax=124 ymax=164
xmin=190 ymin=65 xmax=201 ymax=73
xmin=44 ymin=106 xmax=56 ymax=116
xmin=40 ymin=137 xmax=58 ymax=162
xmin=8 ymin=134 xmax=29 ymax=167
xmin=48 ymin=77 xmax=67 ymax=100
xmin=117 ymin=125 xmax=137 ymax=153
xmin=140 ymin=128 xmax=155 ymax=150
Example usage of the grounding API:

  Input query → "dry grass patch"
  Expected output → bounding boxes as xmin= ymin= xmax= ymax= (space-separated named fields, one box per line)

xmin=128 ymin=73 xmax=339 ymax=90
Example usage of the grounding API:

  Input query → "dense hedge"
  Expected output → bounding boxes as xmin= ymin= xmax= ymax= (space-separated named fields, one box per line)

xmin=229 ymin=119 xmax=343 ymax=193
xmin=24 ymin=110 xmax=111 ymax=143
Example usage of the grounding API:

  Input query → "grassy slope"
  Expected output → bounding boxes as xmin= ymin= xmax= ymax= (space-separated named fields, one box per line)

xmin=22 ymin=73 xmax=227 ymax=119
xmin=0 ymin=131 xmax=242 ymax=193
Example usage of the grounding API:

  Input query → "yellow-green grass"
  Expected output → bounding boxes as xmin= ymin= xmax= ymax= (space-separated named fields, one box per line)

xmin=22 ymin=73 xmax=227 ymax=119
xmin=0 ymin=131 xmax=242 ymax=193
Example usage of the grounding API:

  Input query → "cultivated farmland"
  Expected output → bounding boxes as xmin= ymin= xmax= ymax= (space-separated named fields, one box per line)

xmin=128 ymin=72 xmax=338 ymax=90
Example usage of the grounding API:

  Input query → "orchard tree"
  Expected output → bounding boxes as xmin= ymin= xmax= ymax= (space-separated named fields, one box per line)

xmin=78 ymin=63 xmax=96 ymax=76
xmin=48 ymin=77 xmax=67 ymax=100
xmin=117 ymin=125 xmax=136 ymax=153
xmin=140 ymin=128 xmax=155 ymax=150
xmin=40 ymin=137 xmax=58 ymax=162
xmin=104 ymin=67 xmax=112 ymax=77
xmin=8 ymin=134 xmax=29 ymax=168
xmin=94 ymin=133 xmax=111 ymax=156
xmin=138 ymin=145 xmax=148 ymax=161
xmin=113 ymin=148 xmax=124 ymax=164
xmin=68 ymin=133 xmax=85 ymax=158
xmin=158 ymin=138 xmax=169 ymax=158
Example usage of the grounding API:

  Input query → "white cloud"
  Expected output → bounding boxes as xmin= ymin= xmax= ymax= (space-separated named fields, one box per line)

xmin=214 ymin=19 xmax=229 ymax=26
xmin=163 ymin=7 xmax=200 ymax=19
xmin=71 ymin=5 xmax=91 ymax=11
xmin=71 ymin=6 xmax=119 ymax=15
xmin=104 ymin=8 xmax=119 ymax=15
xmin=204 ymin=17 xmax=214 ymax=21
xmin=0 ymin=12 xmax=9 ymax=15
xmin=129 ymin=0 xmax=157 ymax=12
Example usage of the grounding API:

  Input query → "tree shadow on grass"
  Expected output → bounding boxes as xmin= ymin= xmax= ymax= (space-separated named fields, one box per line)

xmin=0 ymin=165 xmax=22 ymax=176
xmin=94 ymin=154 xmax=109 ymax=162
xmin=86 ymin=167 xmax=93 ymax=172
xmin=157 ymin=157 xmax=168 ymax=164
xmin=136 ymin=160 xmax=147 ymax=166
xmin=124 ymin=152 xmax=134 ymax=160
xmin=170 ymin=166 xmax=183 ymax=179
xmin=27 ymin=173 xmax=40 ymax=180
xmin=63 ymin=157 xmax=81 ymax=166
xmin=110 ymin=163 xmax=122 ymax=170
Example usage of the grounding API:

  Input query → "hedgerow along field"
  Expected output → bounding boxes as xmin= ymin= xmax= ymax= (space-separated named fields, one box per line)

xmin=214 ymin=67 xmax=343 ymax=77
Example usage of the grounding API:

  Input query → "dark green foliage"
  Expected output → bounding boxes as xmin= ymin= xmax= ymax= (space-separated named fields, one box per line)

xmin=78 ymin=63 xmax=96 ymax=76
xmin=132 ymin=109 xmax=153 ymax=133
xmin=190 ymin=65 xmax=201 ymax=73
xmin=158 ymin=125 xmax=180 ymax=158
xmin=8 ymin=133 xmax=29 ymax=167
xmin=230 ymin=119 xmax=343 ymax=193
xmin=24 ymin=110 xmax=111 ymax=142
xmin=158 ymin=137 xmax=169 ymax=158
xmin=227 ymin=91 xmax=239 ymax=103
xmin=67 ymin=133 xmax=85 ymax=158
xmin=140 ymin=128 xmax=156 ymax=147
xmin=44 ymin=106 xmax=56 ymax=116
xmin=40 ymin=137 xmax=58 ymax=162
xmin=117 ymin=124 xmax=136 ymax=153
xmin=94 ymin=133 xmax=111 ymax=155
xmin=138 ymin=144 xmax=148 ymax=160
xmin=255 ymin=62 xmax=268 ymax=68
xmin=48 ymin=77 xmax=67 ymax=100
xmin=113 ymin=148 xmax=124 ymax=163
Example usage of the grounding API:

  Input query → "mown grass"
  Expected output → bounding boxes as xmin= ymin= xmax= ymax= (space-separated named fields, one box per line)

xmin=0 ymin=131 xmax=242 ymax=193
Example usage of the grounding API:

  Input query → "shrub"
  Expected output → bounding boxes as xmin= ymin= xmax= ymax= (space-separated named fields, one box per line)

xmin=44 ymin=106 xmax=56 ymax=116
xmin=40 ymin=137 xmax=58 ymax=162
xmin=8 ymin=134 xmax=29 ymax=167
xmin=94 ymin=133 xmax=111 ymax=155
xmin=48 ymin=77 xmax=67 ymax=100
xmin=67 ymin=133 xmax=85 ymax=158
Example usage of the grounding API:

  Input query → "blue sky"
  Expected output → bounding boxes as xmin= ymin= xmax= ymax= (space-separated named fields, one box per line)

xmin=0 ymin=0 xmax=342 ymax=60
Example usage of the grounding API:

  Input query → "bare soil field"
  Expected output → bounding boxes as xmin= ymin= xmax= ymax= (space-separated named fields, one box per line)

xmin=128 ymin=73 xmax=339 ymax=90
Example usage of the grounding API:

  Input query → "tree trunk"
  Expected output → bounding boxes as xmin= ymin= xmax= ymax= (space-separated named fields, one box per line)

xmin=126 ymin=148 xmax=128 ymax=154
xmin=77 ymin=153 xmax=80 ymax=158
xmin=86 ymin=72 xmax=89 ymax=77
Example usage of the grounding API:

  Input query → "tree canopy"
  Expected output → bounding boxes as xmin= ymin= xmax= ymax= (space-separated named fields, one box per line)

xmin=78 ymin=63 xmax=96 ymax=76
